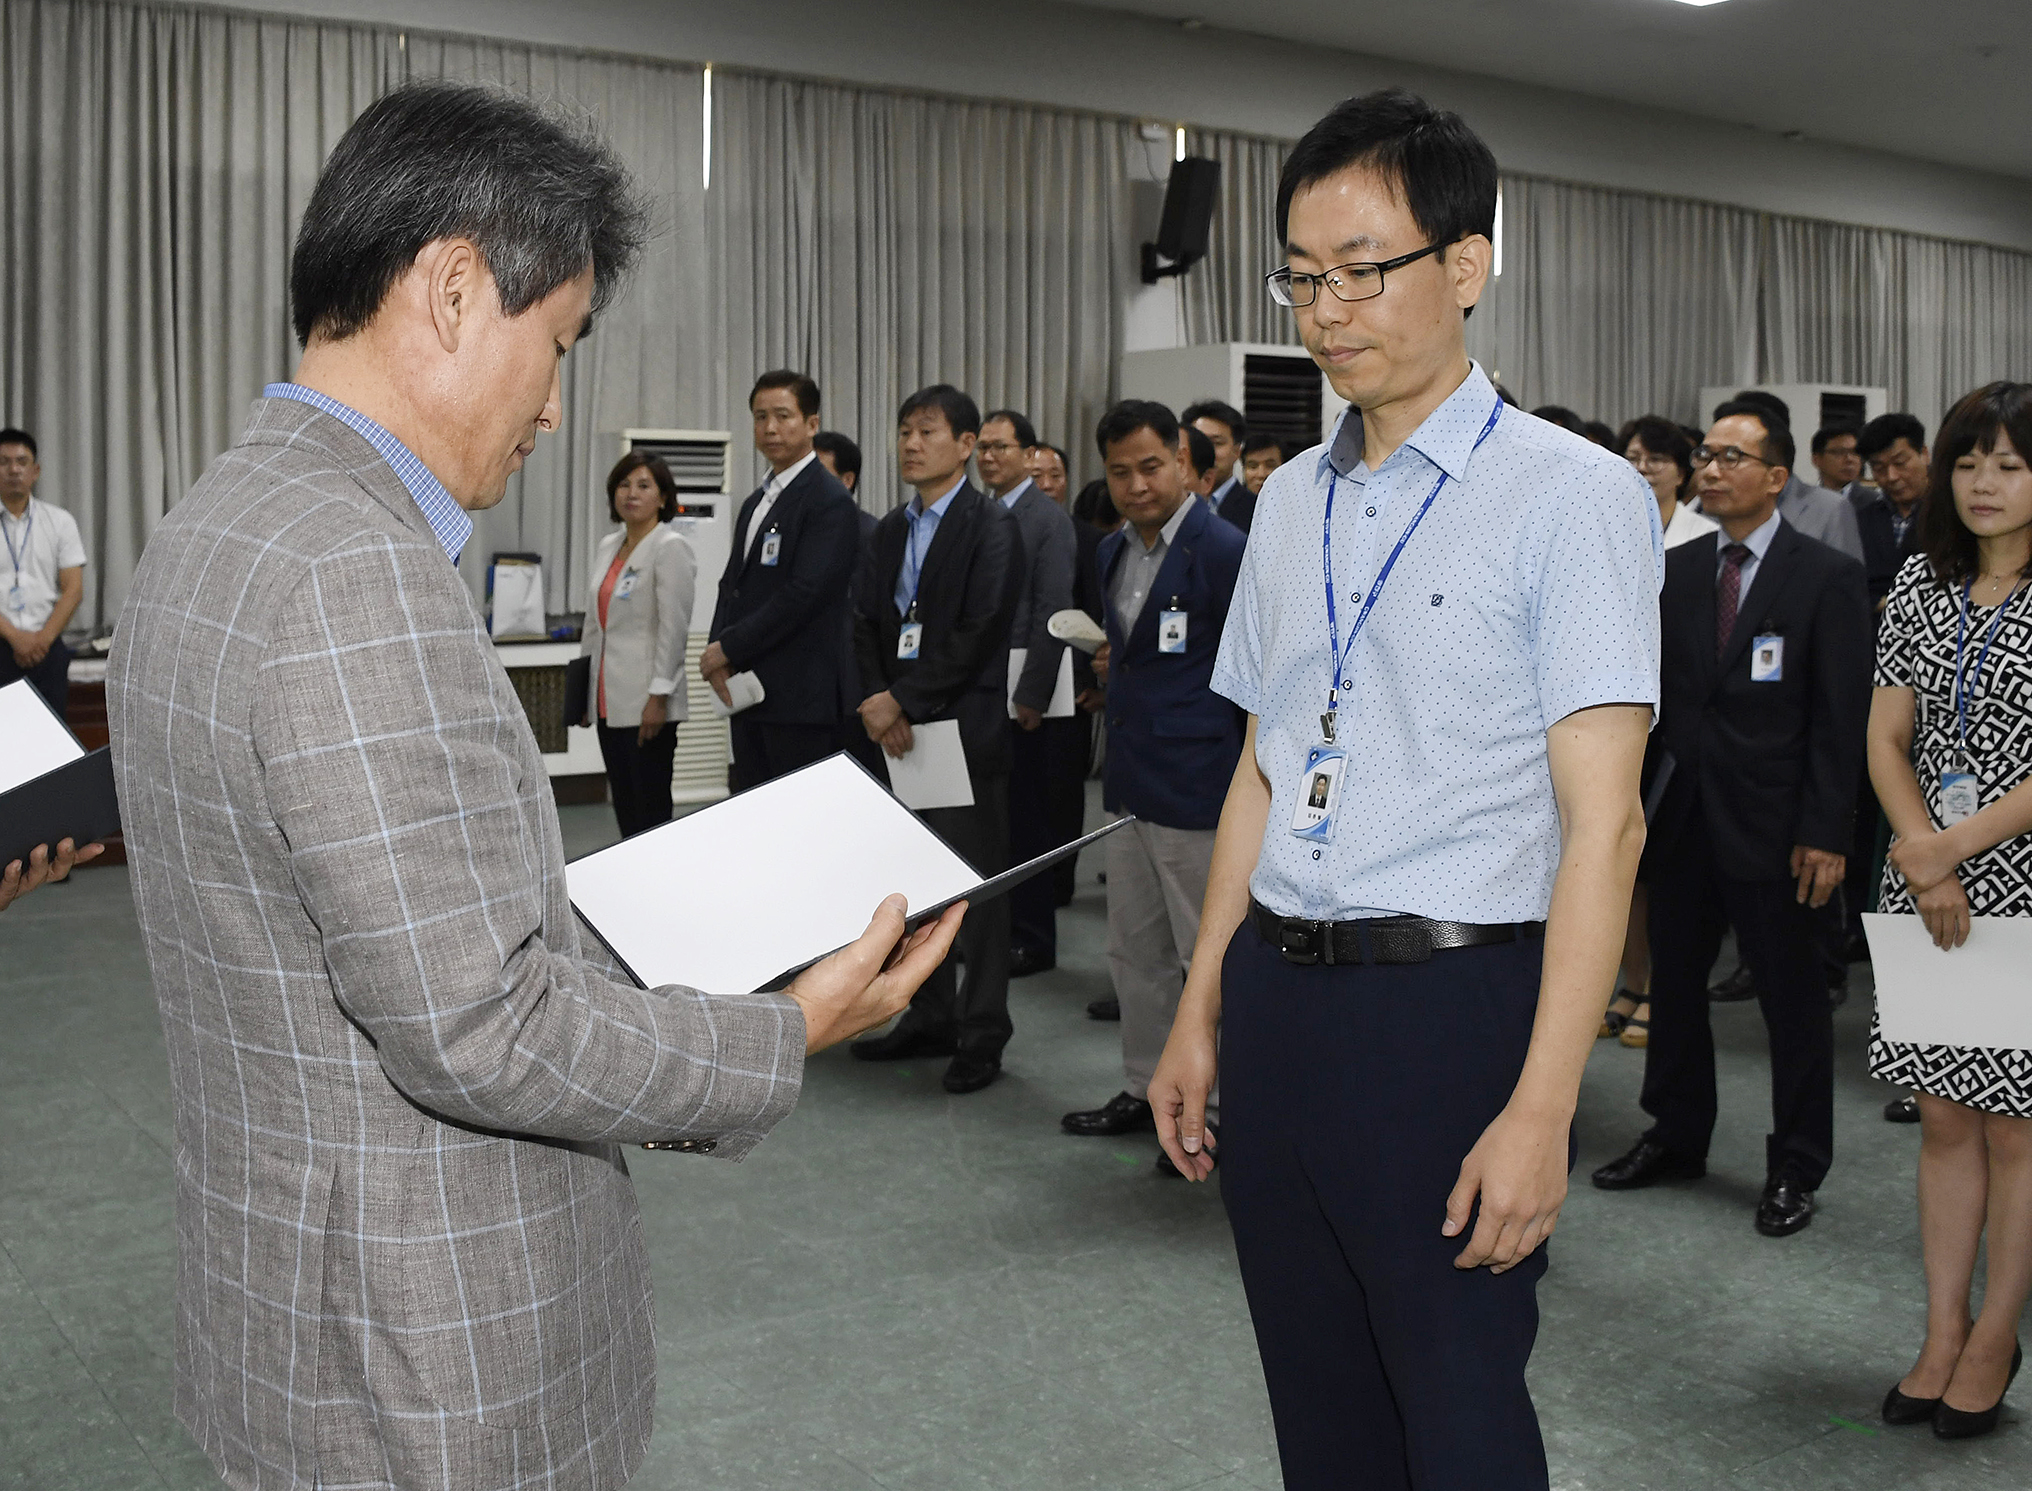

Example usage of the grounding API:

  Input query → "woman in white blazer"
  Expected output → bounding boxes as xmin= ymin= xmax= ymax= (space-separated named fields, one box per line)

xmin=581 ymin=452 xmax=697 ymax=837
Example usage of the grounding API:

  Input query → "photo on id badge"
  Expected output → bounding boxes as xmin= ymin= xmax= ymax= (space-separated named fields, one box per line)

xmin=1750 ymin=633 xmax=1783 ymax=682
xmin=1291 ymin=745 xmax=1346 ymax=842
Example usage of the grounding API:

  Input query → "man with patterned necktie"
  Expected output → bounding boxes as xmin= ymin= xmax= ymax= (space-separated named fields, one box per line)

xmin=1594 ymin=402 xmax=1871 ymax=1238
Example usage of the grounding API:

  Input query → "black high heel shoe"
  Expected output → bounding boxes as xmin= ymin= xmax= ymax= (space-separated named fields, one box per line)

xmin=1933 ymin=1340 xmax=2023 ymax=1440
xmin=1882 ymin=1379 xmax=1941 ymax=1426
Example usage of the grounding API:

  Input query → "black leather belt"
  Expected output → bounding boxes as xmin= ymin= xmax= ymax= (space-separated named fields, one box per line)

xmin=1251 ymin=898 xmax=1544 ymax=967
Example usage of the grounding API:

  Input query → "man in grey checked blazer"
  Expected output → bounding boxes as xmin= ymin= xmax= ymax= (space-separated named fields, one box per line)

xmin=108 ymin=82 xmax=958 ymax=1491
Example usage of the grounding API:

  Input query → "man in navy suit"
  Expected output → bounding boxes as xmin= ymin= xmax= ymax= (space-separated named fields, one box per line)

xmin=704 ymin=371 xmax=863 ymax=791
xmin=1060 ymin=401 xmax=1246 ymax=1172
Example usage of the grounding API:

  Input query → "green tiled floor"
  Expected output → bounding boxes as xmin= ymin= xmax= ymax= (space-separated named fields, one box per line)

xmin=2 ymin=799 xmax=2027 ymax=1489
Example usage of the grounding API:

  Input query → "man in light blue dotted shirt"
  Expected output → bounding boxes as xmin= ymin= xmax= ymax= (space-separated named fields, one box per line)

xmin=1146 ymin=90 xmax=1661 ymax=1491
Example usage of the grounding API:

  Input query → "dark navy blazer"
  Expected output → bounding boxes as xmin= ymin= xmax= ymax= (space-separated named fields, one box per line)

xmin=1097 ymin=497 xmax=1247 ymax=831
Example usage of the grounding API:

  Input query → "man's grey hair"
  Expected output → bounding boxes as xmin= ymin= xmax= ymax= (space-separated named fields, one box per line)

xmin=288 ymin=80 xmax=648 ymax=345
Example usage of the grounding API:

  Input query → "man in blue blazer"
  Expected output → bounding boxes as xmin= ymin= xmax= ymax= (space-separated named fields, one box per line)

xmin=704 ymin=371 xmax=863 ymax=790
xmin=1061 ymin=401 xmax=1246 ymax=1173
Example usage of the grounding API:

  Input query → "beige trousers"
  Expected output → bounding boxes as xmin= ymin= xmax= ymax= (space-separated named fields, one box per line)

xmin=1106 ymin=816 xmax=1219 ymax=1117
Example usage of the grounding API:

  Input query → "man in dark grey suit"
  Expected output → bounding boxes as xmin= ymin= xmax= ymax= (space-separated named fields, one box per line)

xmin=977 ymin=407 xmax=1080 ymax=976
xmin=106 ymin=82 xmax=958 ymax=1491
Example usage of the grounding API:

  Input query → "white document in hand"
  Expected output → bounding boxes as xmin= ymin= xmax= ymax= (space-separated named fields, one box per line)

xmin=1865 ymin=912 xmax=2032 ymax=1051
xmin=567 ymin=754 xmax=982 ymax=996
xmin=883 ymin=718 xmax=974 ymax=810
xmin=0 ymin=679 xmax=84 ymax=795
xmin=1005 ymin=647 xmax=1077 ymax=719
xmin=706 ymin=671 xmax=767 ymax=717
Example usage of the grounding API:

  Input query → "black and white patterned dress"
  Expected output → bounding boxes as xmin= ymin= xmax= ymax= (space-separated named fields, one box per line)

xmin=1868 ymin=554 xmax=2032 ymax=1116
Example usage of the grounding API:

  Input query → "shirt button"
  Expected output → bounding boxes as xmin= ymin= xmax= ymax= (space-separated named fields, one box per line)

xmin=1312 ymin=849 xmax=1322 ymax=860
xmin=1366 ymin=506 xmax=1377 ymax=517
xmin=1341 ymin=679 xmax=1351 ymax=689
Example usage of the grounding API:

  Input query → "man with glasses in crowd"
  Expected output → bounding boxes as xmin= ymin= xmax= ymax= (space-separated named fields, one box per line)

xmin=1593 ymin=401 xmax=1870 ymax=1238
xmin=1811 ymin=420 xmax=1867 ymax=505
xmin=1146 ymin=88 xmax=1659 ymax=1491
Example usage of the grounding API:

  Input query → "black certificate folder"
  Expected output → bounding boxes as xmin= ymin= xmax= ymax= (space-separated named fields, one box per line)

xmin=0 ymin=677 xmax=121 ymax=869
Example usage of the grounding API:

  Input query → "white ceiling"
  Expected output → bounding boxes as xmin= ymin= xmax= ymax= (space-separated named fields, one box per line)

xmin=1066 ymin=0 xmax=2032 ymax=180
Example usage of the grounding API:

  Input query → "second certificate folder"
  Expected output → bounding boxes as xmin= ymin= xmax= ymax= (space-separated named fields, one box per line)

xmin=567 ymin=751 xmax=1127 ymax=995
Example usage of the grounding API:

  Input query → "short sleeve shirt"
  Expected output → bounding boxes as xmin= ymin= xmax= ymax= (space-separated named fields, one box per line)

xmin=1210 ymin=364 xmax=1663 ymax=922
xmin=1 ymin=497 xmax=88 ymax=631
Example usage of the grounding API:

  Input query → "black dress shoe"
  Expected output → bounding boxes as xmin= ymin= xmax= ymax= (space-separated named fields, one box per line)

xmin=1885 ymin=1094 xmax=1921 ymax=1124
xmin=1156 ymin=1123 xmax=1218 ymax=1178
xmin=1754 ymin=1174 xmax=1816 ymax=1236
xmin=942 ymin=1053 xmax=1001 ymax=1094
xmin=1709 ymin=964 xmax=1756 ymax=1002
xmin=1009 ymin=946 xmax=1056 ymax=978
xmin=1934 ymin=1341 xmax=2022 ymax=1440
xmin=1882 ymin=1380 xmax=1942 ymax=1426
xmin=1086 ymin=997 xmax=1121 ymax=1022
xmin=1590 ymin=1139 xmax=1706 ymax=1191
xmin=1062 ymin=1092 xmax=1153 ymax=1136
xmin=849 ymin=1025 xmax=957 ymax=1062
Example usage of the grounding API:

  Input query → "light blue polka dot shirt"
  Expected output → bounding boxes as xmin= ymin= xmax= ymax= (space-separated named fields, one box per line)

xmin=1210 ymin=363 xmax=1663 ymax=924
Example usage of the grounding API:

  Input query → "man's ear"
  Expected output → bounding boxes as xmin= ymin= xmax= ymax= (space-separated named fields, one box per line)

xmin=1450 ymin=235 xmax=1493 ymax=312
xmin=423 ymin=237 xmax=484 ymax=355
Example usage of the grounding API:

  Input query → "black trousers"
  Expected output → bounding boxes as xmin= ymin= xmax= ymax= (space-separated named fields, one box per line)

xmin=1221 ymin=922 xmax=1554 ymax=1491
xmin=729 ymin=716 xmax=840 ymax=793
xmin=899 ymin=774 xmax=1012 ymax=1058
xmin=1643 ymin=811 xmax=1835 ymax=1188
xmin=1007 ymin=714 xmax=1090 ymax=956
xmin=0 ymin=636 xmax=68 ymax=717
xmin=596 ymin=720 xmax=677 ymax=839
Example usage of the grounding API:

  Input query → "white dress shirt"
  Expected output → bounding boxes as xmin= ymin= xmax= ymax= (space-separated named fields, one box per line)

xmin=1717 ymin=508 xmax=1782 ymax=595
xmin=1 ymin=497 xmax=87 ymax=631
xmin=749 ymin=449 xmax=819 ymax=543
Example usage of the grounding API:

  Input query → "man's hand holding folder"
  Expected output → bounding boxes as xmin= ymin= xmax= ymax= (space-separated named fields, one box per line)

xmin=0 ymin=836 xmax=102 ymax=912
xmin=786 ymin=893 xmax=967 ymax=1051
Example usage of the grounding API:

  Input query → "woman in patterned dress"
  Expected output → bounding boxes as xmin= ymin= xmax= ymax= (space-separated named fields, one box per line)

xmin=1869 ymin=382 xmax=2032 ymax=1440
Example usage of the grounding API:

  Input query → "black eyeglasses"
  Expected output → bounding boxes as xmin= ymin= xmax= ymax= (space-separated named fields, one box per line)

xmin=1690 ymin=445 xmax=1775 ymax=472
xmin=1265 ymin=242 xmax=1449 ymax=308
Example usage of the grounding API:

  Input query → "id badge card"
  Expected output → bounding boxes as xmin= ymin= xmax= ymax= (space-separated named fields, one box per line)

xmin=1940 ymin=770 xmax=1980 ymax=826
xmin=897 ymin=621 xmax=924 ymax=660
xmin=1158 ymin=609 xmax=1188 ymax=654
xmin=1289 ymin=744 xmax=1346 ymax=843
xmin=760 ymin=530 xmax=782 ymax=567
xmin=1750 ymin=635 xmax=1783 ymax=682
xmin=613 ymin=567 xmax=639 ymax=601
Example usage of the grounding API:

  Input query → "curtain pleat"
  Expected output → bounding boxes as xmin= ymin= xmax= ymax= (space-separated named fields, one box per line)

xmin=7 ymin=0 xmax=2032 ymax=627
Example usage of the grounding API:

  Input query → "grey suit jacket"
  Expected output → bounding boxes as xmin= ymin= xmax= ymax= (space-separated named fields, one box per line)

xmin=1779 ymin=474 xmax=1865 ymax=564
xmin=1003 ymin=481 xmax=1078 ymax=712
xmin=109 ymin=398 xmax=805 ymax=1491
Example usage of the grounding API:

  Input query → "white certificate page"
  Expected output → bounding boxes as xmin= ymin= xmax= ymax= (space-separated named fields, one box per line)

xmin=567 ymin=753 xmax=983 ymax=996
xmin=1866 ymin=913 xmax=2032 ymax=1051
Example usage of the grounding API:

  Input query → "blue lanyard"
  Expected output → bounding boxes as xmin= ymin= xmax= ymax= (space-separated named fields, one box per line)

xmin=1321 ymin=399 xmax=1504 ymax=737
xmin=902 ymin=508 xmax=929 ymax=616
xmin=1953 ymin=576 xmax=2025 ymax=763
xmin=2 ymin=504 xmax=30 ymax=583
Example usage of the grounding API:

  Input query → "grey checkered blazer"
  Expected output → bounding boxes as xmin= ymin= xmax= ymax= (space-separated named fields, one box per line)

xmin=110 ymin=398 xmax=806 ymax=1491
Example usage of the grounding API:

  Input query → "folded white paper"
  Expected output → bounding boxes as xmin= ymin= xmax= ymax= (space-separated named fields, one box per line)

xmin=568 ymin=754 xmax=982 ymax=995
xmin=1047 ymin=609 xmax=1108 ymax=653
xmin=0 ymin=679 xmax=84 ymax=795
xmin=706 ymin=670 xmax=767 ymax=717
xmin=1006 ymin=646 xmax=1076 ymax=719
xmin=883 ymin=718 xmax=974 ymax=810
xmin=1865 ymin=912 xmax=2032 ymax=1051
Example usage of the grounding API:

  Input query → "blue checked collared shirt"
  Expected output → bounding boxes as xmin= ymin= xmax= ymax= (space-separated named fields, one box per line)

xmin=893 ymin=475 xmax=966 ymax=615
xmin=263 ymin=382 xmax=473 ymax=564
xmin=1210 ymin=363 xmax=1663 ymax=923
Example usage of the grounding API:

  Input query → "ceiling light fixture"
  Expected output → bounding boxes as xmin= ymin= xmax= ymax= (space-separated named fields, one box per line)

xmin=1665 ymin=0 xmax=1733 ymax=7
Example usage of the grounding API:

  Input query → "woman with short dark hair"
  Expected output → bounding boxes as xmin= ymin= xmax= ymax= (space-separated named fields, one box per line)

xmin=1870 ymin=382 xmax=2032 ymax=1440
xmin=580 ymin=450 xmax=694 ymax=836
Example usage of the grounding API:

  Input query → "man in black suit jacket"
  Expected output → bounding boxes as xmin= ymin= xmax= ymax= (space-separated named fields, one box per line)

xmin=1593 ymin=405 xmax=1871 ymax=1237
xmin=1183 ymin=398 xmax=1256 ymax=534
xmin=849 ymin=385 xmax=1021 ymax=1093
xmin=704 ymin=372 xmax=862 ymax=791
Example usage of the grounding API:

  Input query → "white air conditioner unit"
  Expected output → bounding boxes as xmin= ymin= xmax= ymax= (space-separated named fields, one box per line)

xmin=1119 ymin=343 xmax=1345 ymax=458
xmin=609 ymin=429 xmax=734 ymax=806
xmin=1696 ymin=383 xmax=1889 ymax=435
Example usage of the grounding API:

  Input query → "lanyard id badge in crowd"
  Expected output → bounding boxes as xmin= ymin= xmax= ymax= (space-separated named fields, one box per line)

xmin=2 ymin=505 xmax=29 ymax=617
xmin=1942 ymin=576 xmax=2025 ymax=823
xmin=897 ymin=519 xmax=928 ymax=660
xmin=1292 ymin=398 xmax=1504 ymax=844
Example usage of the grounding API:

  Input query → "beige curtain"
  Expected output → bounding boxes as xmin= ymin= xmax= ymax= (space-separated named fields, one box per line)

xmin=1179 ymin=128 xmax=1298 ymax=350
xmin=710 ymin=70 xmax=1134 ymax=510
